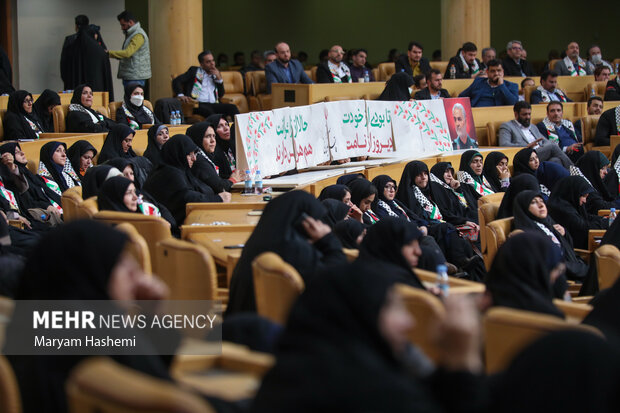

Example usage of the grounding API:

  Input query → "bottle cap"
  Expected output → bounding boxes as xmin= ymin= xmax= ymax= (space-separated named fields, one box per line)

xmin=611 ymin=208 xmax=616 ymax=212
xmin=436 ymin=264 xmax=447 ymax=273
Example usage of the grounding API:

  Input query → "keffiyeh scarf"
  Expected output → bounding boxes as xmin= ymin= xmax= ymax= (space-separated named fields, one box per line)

xmin=457 ymin=171 xmax=494 ymax=196
xmin=459 ymin=52 xmax=479 ymax=75
xmin=430 ymin=173 xmax=468 ymax=207
xmin=563 ymin=56 xmax=587 ymax=76
xmin=542 ymin=117 xmax=577 ymax=144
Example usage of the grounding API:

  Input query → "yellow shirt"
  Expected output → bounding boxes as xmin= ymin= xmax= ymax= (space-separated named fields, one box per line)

xmin=108 ymin=34 xmax=145 ymax=59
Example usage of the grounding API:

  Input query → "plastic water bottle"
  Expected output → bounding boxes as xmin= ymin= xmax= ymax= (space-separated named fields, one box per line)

xmin=244 ymin=170 xmax=252 ymax=194
xmin=175 ymin=110 xmax=182 ymax=125
xmin=591 ymin=87 xmax=596 ymax=97
xmin=436 ymin=264 xmax=449 ymax=297
xmin=364 ymin=69 xmax=370 ymax=83
xmin=254 ymin=170 xmax=263 ymax=194
xmin=449 ymin=64 xmax=456 ymax=79
xmin=616 ymin=63 xmax=619 ymax=75
xmin=610 ymin=208 xmax=617 ymax=226
xmin=169 ymin=110 xmax=177 ymax=125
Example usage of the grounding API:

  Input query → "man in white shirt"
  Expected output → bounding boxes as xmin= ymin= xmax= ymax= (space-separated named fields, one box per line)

xmin=498 ymin=101 xmax=572 ymax=168
xmin=172 ymin=50 xmax=240 ymax=118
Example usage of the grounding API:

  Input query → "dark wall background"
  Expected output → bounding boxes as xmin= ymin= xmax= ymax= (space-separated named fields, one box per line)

xmin=126 ymin=0 xmax=620 ymax=67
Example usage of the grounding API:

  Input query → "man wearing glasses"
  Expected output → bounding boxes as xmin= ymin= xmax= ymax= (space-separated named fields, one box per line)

xmin=502 ymin=40 xmax=536 ymax=77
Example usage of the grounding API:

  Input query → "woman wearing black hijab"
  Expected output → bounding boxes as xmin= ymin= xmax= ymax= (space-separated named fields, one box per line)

xmin=115 ymin=83 xmax=158 ymax=130
xmin=317 ymin=184 xmax=351 ymax=202
xmin=512 ymin=147 xmax=568 ymax=199
xmin=32 ymin=89 xmax=61 ymax=133
xmin=333 ymin=219 xmax=366 ymax=249
xmin=485 ymin=232 xmax=566 ymax=317
xmin=98 ymin=125 xmax=152 ymax=188
xmin=142 ymin=124 xmax=169 ymax=167
xmin=573 ymin=150 xmax=620 ymax=213
xmin=0 ymin=142 xmax=63 ymax=216
xmin=429 ymin=162 xmax=478 ymax=224
xmin=186 ymin=121 xmax=241 ymax=193
xmin=2 ymin=90 xmax=43 ymax=140
xmin=376 ymin=72 xmax=414 ymax=101
xmin=490 ymin=331 xmax=620 ymax=413
xmin=97 ymin=176 xmax=139 ymax=212
xmin=226 ymin=190 xmax=347 ymax=315
xmin=481 ymin=151 xmax=510 ymax=192
xmin=547 ymin=176 xmax=608 ymax=250
xmin=67 ymin=140 xmax=97 ymax=177
xmin=457 ymin=150 xmax=494 ymax=209
xmin=4 ymin=220 xmax=172 ymax=413
xmin=348 ymin=178 xmax=380 ymax=224
xmin=205 ymin=114 xmax=236 ymax=179
xmin=496 ymin=174 xmax=540 ymax=219
xmin=321 ymin=199 xmax=350 ymax=228
xmin=37 ymin=141 xmax=81 ymax=194
xmin=81 ymin=164 xmax=122 ymax=199
xmin=252 ymin=252 xmax=487 ymax=412
xmin=605 ymin=145 xmax=620 ymax=198
xmin=513 ymin=190 xmax=588 ymax=281
xmin=143 ymin=134 xmax=226 ymax=226
xmin=65 ymin=84 xmax=116 ymax=133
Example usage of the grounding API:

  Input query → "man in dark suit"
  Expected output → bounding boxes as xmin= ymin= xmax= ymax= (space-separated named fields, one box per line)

xmin=605 ymin=76 xmax=620 ymax=101
xmin=445 ymin=42 xmax=482 ymax=79
xmin=172 ymin=50 xmax=239 ymax=118
xmin=530 ymin=70 xmax=572 ymax=104
xmin=502 ymin=40 xmax=535 ymax=77
xmin=594 ymin=104 xmax=620 ymax=146
xmin=265 ymin=42 xmax=313 ymax=93
xmin=316 ymin=45 xmax=352 ymax=83
xmin=414 ymin=69 xmax=450 ymax=100
xmin=395 ymin=41 xmax=431 ymax=78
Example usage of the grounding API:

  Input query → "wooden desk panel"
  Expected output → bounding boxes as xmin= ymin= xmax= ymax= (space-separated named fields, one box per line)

xmin=184 ymin=209 xmax=262 ymax=226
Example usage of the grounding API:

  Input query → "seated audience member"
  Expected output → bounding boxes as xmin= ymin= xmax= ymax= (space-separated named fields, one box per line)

xmin=172 ymin=50 xmax=240 ymax=119
xmin=482 ymin=151 xmax=511 ymax=192
xmin=429 ymin=162 xmax=478 ymax=223
xmin=479 ymin=47 xmax=496 ymax=72
xmin=0 ymin=142 xmax=62 ymax=221
xmin=594 ymin=104 xmax=620 ymax=146
xmin=574 ymin=96 xmax=603 ymax=136
xmin=451 ymin=103 xmax=478 ymax=149
xmin=32 ymin=89 xmax=61 ymax=133
xmin=5 ymin=221 xmax=171 ymax=413
xmin=97 ymin=175 xmax=140 ymax=213
xmin=240 ymin=50 xmax=263 ymax=76
xmin=395 ymin=41 xmax=431 ymax=77
xmin=377 ymin=72 xmax=414 ymax=101
xmin=143 ymin=134 xmax=229 ymax=226
xmin=349 ymin=48 xmax=375 ymax=82
xmin=536 ymin=102 xmax=583 ymax=162
xmin=496 ymin=174 xmax=540 ymax=219
xmin=605 ymin=145 xmax=620 ymax=198
xmin=252 ymin=256 xmax=486 ymax=412
xmin=333 ymin=219 xmax=365 ymax=249
xmin=37 ymin=141 xmax=81 ymax=194
xmin=412 ymin=74 xmax=426 ymax=91
xmin=594 ymin=65 xmax=611 ymax=83
xmin=66 ymin=84 xmax=116 ymax=133
xmin=320 ymin=199 xmax=350 ymax=228
xmin=512 ymin=148 xmax=568 ymax=199
xmin=226 ymin=190 xmax=347 ymax=315
xmin=67 ymin=140 xmax=97 ymax=177
xmin=81 ymin=164 xmax=122 ymax=199
xmin=457 ymin=150 xmax=494 ymax=206
xmin=263 ymin=50 xmax=276 ymax=66
xmin=318 ymin=184 xmax=352 ymax=203
xmin=186 ymin=121 xmax=242 ymax=193
xmin=414 ymin=69 xmax=450 ymax=100
xmin=491 ymin=331 xmax=620 ymax=412
xmin=205 ymin=114 xmax=238 ymax=179
xmin=316 ymin=45 xmax=351 ymax=84
xmin=585 ymin=44 xmax=614 ymax=74
xmin=547 ymin=176 xmax=608 ymax=250
xmin=530 ymin=70 xmax=572 ymax=103
xmin=518 ymin=77 xmax=535 ymax=101
xmin=458 ymin=60 xmax=519 ymax=107
xmin=502 ymin=40 xmax=535 ymax=77
xmin=513 ymin=190 xmax=588 ymax=281
xmin=98 ymin=124 xmax=152 ymax=187
xmin=485 ymin=232 xmax=566 ymax=317
xmin=554 ymin=41 xmax=593 ymax=76
xmin=265 ymin=42 xmax=313 ymax=93
xmin=580 ymin=216 xmax=620 ymax=296
xmin=142 ymin=124 xmax=169 ymax=167
xmin=445 ymin=42 xmax=482 ymax=79
xmin=348 ymin=178 xmax=380 ymax=225
xmin=604 ymin=75 xmax=620 ymax=101
xmin=498 ymin=101 xmax=572 ymax=168
xmin=2 ymin=90 xmax=43 ymax=140
xmin=115 ymin=83 xmax=158 ymax=130
xmin=572 ymin=150 xmax=620 ymax=213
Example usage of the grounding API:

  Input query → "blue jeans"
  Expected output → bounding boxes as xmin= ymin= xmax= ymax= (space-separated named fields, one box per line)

xmin=122 ymin=79 xmax=146 ymax=88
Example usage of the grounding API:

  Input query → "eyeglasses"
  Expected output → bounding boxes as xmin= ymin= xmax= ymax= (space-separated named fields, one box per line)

xmin=385 ymin=184 xmax=397 ymax=191
xmin=24 ymin=98 xmax=33 ymax=104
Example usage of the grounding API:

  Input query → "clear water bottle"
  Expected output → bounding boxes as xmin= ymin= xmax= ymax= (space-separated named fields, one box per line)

xmin=254 ymin=170 xmax=263 ymax=194
xmin=610 ymin=208 xmax=617 ymax=226
xmin=170 ymin=110 xmax=177 ymax=125
xmin=591 ymin=87 xmax=596 ymax=97
xmin=449 ymin=64 xmax=456 ymax=79
xmin=176 ymin=110 xmax=182 ymax=125
xmin=436 ymin=264 xmax=449 ymax=297
xmin=364 ymin=69 xmax=370 ymax=83
xmin=616 ymin=63 xmax=619 ymax=75
xmin=244 ymin=170 xmax=252 ymax=194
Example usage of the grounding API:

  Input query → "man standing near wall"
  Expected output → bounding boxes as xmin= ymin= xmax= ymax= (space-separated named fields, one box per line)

xmin=107 ymin=10 xmax=151 ymax=88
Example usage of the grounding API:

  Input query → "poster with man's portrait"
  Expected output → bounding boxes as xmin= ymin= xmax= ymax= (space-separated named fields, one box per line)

xmin=442 ymin=98 xmax=478 ymax=150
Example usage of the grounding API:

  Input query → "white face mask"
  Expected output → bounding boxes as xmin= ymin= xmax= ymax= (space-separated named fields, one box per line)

xmin=408 ymin=87 xmax=413 ymax=95
xmin=130 ymin=95 xmax=144 ymax=106
xmin=591 ymin=53 xmax=602 ymax=64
